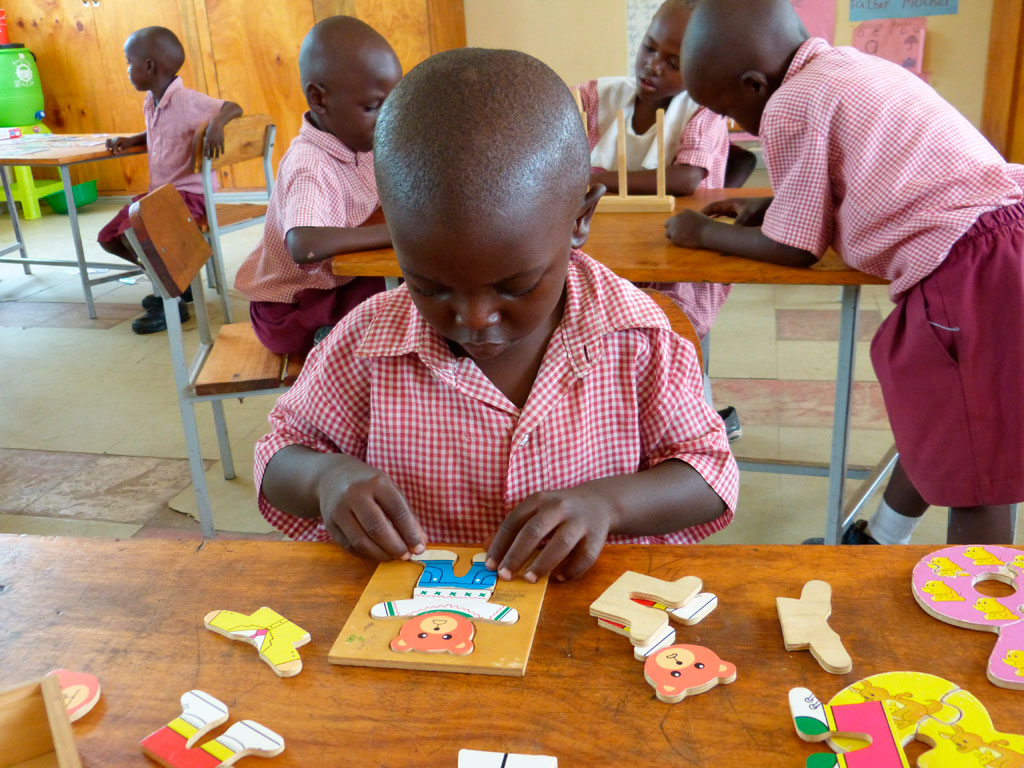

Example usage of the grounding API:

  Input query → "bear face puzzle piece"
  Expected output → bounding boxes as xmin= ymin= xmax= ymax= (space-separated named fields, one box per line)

xmin=589 ymin=571 xmax=703 ymax=646
xmin=789 ymin=686 xmax=910 ymax=768
xmin=777 ymin=580 xmax=853 ymax=674
xmin=204 ymin=607 xmax=311 ymax=678
xmin=911 ymin=545 xmax=1024 ymax=689
xmin=141 ymin=691 xmax=284 ymax=768
xmin=390 ymin=611 xmax=477 ymax=655
xmin=643 ymin=644 xmax=736 ymax=704
xmin=47 ymin=669 xmax=101 ymax=723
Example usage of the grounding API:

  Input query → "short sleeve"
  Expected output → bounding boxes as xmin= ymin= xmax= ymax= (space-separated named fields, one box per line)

xmin=571 ymin=80 xmax=600 ymax=154
xmin=673 ymin=107 xmax=730 ymax=189
xmin=761 ymin=115 xmax=834 ymax=258
xmin=279 ymin=158 xmax=347 ymax=232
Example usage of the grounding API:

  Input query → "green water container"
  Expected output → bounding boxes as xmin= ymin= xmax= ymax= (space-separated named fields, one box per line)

xmin=0 ymin=45 xmax=44 ymax=126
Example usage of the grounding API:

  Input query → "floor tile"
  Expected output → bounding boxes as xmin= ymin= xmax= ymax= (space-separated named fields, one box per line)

xmin=0 ymin=513 xmax=142 ymax=538
xmin=775 ymin=308 xmax=882 ymax=342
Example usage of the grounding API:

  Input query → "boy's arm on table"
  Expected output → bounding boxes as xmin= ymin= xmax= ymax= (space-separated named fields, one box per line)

xmin=665 ymin=195 xmax=817 ymax=267
xmin=203 ymin=101 xmax=244 ymax=158
xmin=262 ymin=444 xmax=426 ymax=560
xmin=286 ymin=223 xmax=392 ymax=264
xmin=486 ymin=459 xmax=725 ymax=584
xmin=591 ymin=164 xmax=706 ymax=196
xmin=106 ymin=132 xmax=146 ymax=154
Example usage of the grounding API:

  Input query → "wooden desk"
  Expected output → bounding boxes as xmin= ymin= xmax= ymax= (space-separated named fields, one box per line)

xmin=0 ymin=135 xmax=147 ymax=319
xmin=2 ymin=536 xmax=1020 ymax=766
xmin=331 ymin=190 xmax=888 ymax=544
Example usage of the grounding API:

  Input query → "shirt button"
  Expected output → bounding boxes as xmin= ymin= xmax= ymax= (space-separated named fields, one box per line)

xmin=519 ymin=434 xmax=530 ymax=447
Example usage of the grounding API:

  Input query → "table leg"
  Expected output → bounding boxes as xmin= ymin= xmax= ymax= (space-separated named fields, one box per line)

xmin=824 ymin=285 xmax=861 ymax=544
xmin=0 ymin=165 xmax=30 ymax=274
xmin=60 ymin=165 xmax=97 ymax=319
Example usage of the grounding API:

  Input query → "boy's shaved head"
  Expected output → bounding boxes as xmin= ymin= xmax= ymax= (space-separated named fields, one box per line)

xmin=299 ymin=15 xmax=391 ymax=88
xmin=374 ymin=48 xmax=590 ymax=222
xmin=126 ymin=26 xmax=185 ymax=74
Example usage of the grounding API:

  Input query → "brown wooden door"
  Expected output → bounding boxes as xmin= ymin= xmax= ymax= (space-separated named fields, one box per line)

xmin=983 ymin=0 xmax=1024 ymax=161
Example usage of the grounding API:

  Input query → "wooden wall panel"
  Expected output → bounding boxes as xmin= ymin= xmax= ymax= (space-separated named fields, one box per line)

xmin=982 ymin=0 xmax=1024 ymax=159
xmin=427 ymin=0 xmax=466 ymax=53
xmin=353 ymin=0 xmax=431 ymax=73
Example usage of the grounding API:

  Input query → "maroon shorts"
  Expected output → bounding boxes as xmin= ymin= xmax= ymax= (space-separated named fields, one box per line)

xmin=249 ymin=278 xmax=386 ymax=356
xmin=871 ymin=203 xmax=1024 ymax=507
xmin=96 ymin=190 xmax=207 ymax=244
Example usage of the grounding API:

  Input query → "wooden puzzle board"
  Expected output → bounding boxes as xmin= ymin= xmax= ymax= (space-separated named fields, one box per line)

xmin=328 ymin=547 xmax=548 ymax=676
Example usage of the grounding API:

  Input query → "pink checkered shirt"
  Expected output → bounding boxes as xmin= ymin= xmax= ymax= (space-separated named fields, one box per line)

xmin=254 ymin=250 xmax=738 ymax=545
xmin=234 ymin=114 xmax=378 ymax=303
xmin=574 ymin=79 xmax=732 ymax=339
xmin=761 ymin=38 xmax=1024 ymax=300
xmin=144 ymin=77 xmax=225 ymax=195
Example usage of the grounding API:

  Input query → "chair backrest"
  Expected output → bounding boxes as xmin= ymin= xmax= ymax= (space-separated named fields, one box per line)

xmin=192 ymin=113 xmax=274 ymax=172
xmin=640 ymin=288 xmax=703 ymax=369
xmin=128 ymin=184 xmax=213 ymax=298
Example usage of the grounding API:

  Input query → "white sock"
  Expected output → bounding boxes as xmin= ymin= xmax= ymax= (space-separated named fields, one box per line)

xmin=702 ymin=372 xmax=714 ymax=408
xmin=865 ymin=499 xmax=922 ymax=545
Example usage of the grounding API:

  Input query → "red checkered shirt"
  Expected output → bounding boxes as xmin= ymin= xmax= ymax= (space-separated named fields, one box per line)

xmin=761 ymin=38 xmax=1024 ymax=300
xmin=234 ymin=114 xmax=378 ymax=303
xmin=254 ymin=250 xmax=738 ymax=544
xmin=574 ymin=78 xmax=732 ymax=339
xmin=144 ymin=77 xmax=225 ymax=195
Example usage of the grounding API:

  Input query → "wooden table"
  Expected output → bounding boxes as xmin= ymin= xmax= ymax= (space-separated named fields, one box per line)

xmin=2 ymin=536 xmax=1020 ymax=766
xmin=0 ymin=135 xmax=147 ymax=319
xmin=331 ymin=190 xmax=889 ymax=544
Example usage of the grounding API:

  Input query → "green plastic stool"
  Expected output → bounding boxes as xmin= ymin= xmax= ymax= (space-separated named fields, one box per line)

xmin=0 ymin=123 xmax=63 ymax=219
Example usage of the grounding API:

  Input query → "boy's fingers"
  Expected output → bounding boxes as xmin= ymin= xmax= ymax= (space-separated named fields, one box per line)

xmin=349 ymin=494 xmax=411 ymax=560
xmin=519 ymin=521 xmax=587 ymax=582
xmin=376 ymin=481 xmax=426 ymax=554
xmin=551 ymin=535 xmax=604 ymax=582
xmin=324 ymin=508 xmax=389 ymax=561
xmin=498 ymin=506 xmax=564 ymax=578
xmin=486 ymin=502 xmax=536 ymax=571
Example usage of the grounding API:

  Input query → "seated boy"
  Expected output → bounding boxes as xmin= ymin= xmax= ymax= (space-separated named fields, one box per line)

xmin=234 ymin=16 xmax=401 ymax=356
xmin=668 ymin=0 xmax=1024 ymax=544
xmin=103 ymin=26 xmax=242 ymax=334
xmin=254 ymin=48 xmax=738 ymax=583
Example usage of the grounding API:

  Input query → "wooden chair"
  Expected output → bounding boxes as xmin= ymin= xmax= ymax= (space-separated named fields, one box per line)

xmin=640 ymin=287 xmax=703 ymax=365
xmin=124 ymin=184 xmax=300 ymax=538
xmin=192 ymin=113 xmax=277 ymax=324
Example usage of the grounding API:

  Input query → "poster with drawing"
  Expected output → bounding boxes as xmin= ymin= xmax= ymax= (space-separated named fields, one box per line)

xmin=852 ymin=17 xmax=927 ymax=76
xmin=851 ymin=0 xmax=957 ymax=22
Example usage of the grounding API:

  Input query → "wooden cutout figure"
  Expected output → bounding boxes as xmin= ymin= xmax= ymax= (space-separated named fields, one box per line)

xmin=204 ymin=607 xmax=310 ymax=677
xmin=915 ymin=687 xmax=1024 ymax=768
xmin=644 ymin=644 xmax=736 ymax=703
xmin=789 ymin=686 xmax=910 ymax=767
xmin=0 ymin=674 xmax=82 ymax=768
xmin=459 ymin=749 xmax=557 ymax=767
xmin=589 ymin=570 xmax=702 ymax=646
xmin=48 ymin=669 xmax=101 ymax=723
xmin=370 ymin=550 xmax=517 ymax=657
xmin=776 ymin=580 xmax=853 ymax=674
xmin=141 ymin=690 xmax=284 ymax=768
xmin=594 ymin=108 xmax=674 ymax=213
xmin=911 ymin=544 xmax=1024 ymax=689
xmin=596 ymin=592 xmax=718 ymax=660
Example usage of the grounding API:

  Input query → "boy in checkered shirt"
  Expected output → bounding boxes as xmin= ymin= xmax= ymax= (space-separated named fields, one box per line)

xmin=254 ymin=48 xmax=738 ymax=582
xmin=234 ymin=16 xmax=401 ymax=356
xmin=667 ymin=0 xmax=1024 ymax=544
xmin=103 ymin=26 xmax=242 ymax=335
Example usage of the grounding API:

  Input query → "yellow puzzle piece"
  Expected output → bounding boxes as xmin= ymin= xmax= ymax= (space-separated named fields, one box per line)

xmin=204 ymin=607 xmax=311 ymax=677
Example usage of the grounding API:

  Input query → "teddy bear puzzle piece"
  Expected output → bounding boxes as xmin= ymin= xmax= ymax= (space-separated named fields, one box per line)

xmin=589 ymin=571 xmax=703 ymax=646
xmin=911 ymin=545 xmax=1024 ymax=689
xmin=776 ymin=580 xmax=852 ymax=674
xmin=643 ymin=643 xmax=736 ymax=703
xmin=47 ymin=669 xmax=101 ymax=723
xmin=204 ymin=607 xmax=311 ymax=677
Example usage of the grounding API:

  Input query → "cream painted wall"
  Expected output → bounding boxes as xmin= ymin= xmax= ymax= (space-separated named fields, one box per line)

xmin=465 ymin=0 xmax=994 ymax=127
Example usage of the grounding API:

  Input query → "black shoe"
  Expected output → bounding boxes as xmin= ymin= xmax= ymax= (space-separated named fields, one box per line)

xmin=312 ymin=325 xmax=334 ymax=346
xmin=141 ymin=286 xmax=193 ymax=312
xmin=717 ymin=406 xmax=742 ymax=442
xmin=132 ymin=301 xmax=189 ymax=335
xmin=802 ymin=519 xmax=881 ymax=545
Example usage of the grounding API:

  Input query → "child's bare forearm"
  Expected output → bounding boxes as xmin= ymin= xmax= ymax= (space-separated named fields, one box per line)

xmin=591 ymin=459 xmax=726 ymax=536
xmin=285 ymin=224 xmax=392 ymax=264
xmin=700 ymin=218 xmax=817 ymax=267
xmin=262 ymin=444 xmax=369 ymax=519
xmin=592 ymin=164 xmax=706 ymax=196
xmin=211 ymin=101 xmax=243 ymax=128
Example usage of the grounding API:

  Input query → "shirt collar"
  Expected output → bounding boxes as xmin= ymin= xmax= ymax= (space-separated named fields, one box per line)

xmin=355 ymin=250 xmax=669 ymax=378
xmin=781 ymin=37 xmax=831 ymax=88
xmin=148 ymin=76 xmax=184 ymax=111
xmin=299 ymin=112 xmax=365 ymax=165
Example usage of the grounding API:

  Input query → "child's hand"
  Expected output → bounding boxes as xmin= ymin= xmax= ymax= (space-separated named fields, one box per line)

xmin=106 ymin=136 xmax=131 ymax=155
xmin=485 ymin=486 xmax=616 ymax=583
xmin=203 ymin=122 xmax=226 ymax=158
xmin=319 ymin=464 xmax=427 ymax=561
xmin=701 ymin=195 xmax=772 ymax=227
xmin=664 ymin=209 xmax=711 ymax=248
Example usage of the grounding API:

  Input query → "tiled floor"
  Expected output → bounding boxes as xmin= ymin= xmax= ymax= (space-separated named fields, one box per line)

xmin=0 ymin=179 xmax=1014 ymax=545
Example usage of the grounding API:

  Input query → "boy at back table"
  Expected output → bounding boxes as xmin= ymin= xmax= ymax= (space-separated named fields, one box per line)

xmin=233 ymin=16 xmax=400 ymax=357
xmin=254 ymin=48 xmax=738 ymax=582
xmin=103 ymin=26 xmax=242 ymax=335
xmin=668 ymin=0 xmax=1024 ymax=544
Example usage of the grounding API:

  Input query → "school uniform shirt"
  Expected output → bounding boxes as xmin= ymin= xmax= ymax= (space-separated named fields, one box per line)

xmin=254 ymin=250 xmax=738 ymax=544
xmin=145 ymin=77 xmax=225 ymax=195
xmin=574 ymin=77 xmax=730 ymax=187
xmin=234 ymin=113 xmax=379 ymax=304
xmin=760 ymin=37 xmax=1024 ymax=300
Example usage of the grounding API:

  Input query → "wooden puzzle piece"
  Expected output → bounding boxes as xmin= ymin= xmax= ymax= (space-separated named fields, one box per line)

xmin=1 ymin=674 xmax=82 ymax=768
xmin=410 ymin=550 xmax=497 ymax=600
xmin=458 ymin=749 xmax=557 ymax=767
xmin=789 ymin=687 xmax=909 ymax=767
xmin=596 ymin=592 xmax=717 ymax=660
xmin=48 ymin=668 xmax=101 ymax=723
xmin=371 ymin=596 xmax=518 ymax=624
xmin=776 ymin=580 xmax=852 ymax=674
xmin=911 ymin=545 xmax=1024 ymax=689
xmin=141 ymin=690 xmax=230 ymax=761
xmin=390 ymin=611 xmax=476 ymax=655
xmin=589 ymin=571 xmax=702 ymax=646
xmin=204 ymin=607 xmax=310 ymax=677
xmin=643 ymin=644 xmax=736 ymax=703
xmin=915 ymin=687 xmax=1024 ymax=767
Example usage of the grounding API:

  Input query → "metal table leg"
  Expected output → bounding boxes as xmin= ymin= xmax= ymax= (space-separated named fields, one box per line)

xmin=0 ymin=166 xmax=30 ymax=273
xmin=60 ymin=165 xmax=97 ymax=319
xmin=824 ymin=285 xmax=861 ymax=544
